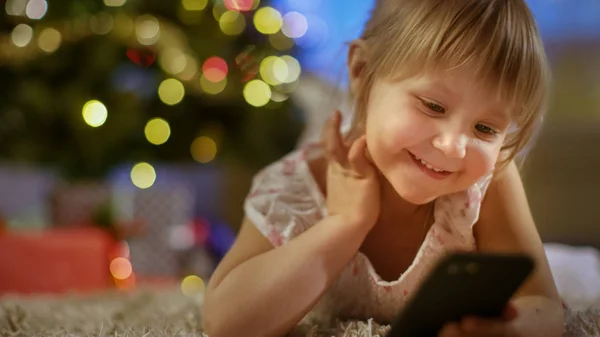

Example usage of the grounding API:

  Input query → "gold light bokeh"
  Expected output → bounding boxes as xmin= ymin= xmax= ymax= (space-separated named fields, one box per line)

xmin=144 ymin=118 xmax=171 ymax=145
xmin=11 ymin=24 xmax=33 ymax=47
xmin=243 ymin=79 xmax=271 ymax=107
xmin=37 ymin=28 xmax=62 ymax=53
xmin=219 ymin=10 xmax=246 ymax=36
xmin=82 ymin=100 xmax=108 ymax=127
xmin=130 ymin=162 xmax=157 ymax=189
xmin=181 ymin=0 xmax=208 ymax=11
xmin=259 ymin=56 xmax=288 ymax=86
xmin=110 ymin=257 xmax=133 ymax=280
xmin=181 ymin=275 xmax=205 ymax=297
xmin=200 ymin=75 xmax=227 ymax=95
xmin=191 ymin=136 xmax=217 ymax=163
xmin=158 ymin=78 xmax=185 ymax=105
xmin=253 ymin=7 xmax=282 ymax=35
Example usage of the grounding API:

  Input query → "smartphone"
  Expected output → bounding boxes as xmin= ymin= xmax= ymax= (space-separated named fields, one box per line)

xmin=386 ymin=252 xmax=535 ymax=337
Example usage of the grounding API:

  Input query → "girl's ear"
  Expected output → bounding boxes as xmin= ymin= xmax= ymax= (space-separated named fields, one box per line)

xmin=347 ymin=39 xmax=368 ymax=98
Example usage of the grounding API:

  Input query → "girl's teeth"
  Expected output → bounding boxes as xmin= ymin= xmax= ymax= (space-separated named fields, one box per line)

xmin=418 ymin=157 xmax=445 ymax=173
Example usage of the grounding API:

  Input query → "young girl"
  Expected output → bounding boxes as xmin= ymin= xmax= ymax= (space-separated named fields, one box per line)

xmin=203 ymin=0 xmax=565 ymax=336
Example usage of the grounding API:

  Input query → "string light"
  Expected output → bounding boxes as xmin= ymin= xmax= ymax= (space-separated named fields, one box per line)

xmin=243 ymin=79 xmax=271 ymax=107
xmin=181 ymin=0 xmax=208 ymax=11
xmin=135 ymin=15 xmax=160 ymax=46
xmin=5 ymin=0 xmax=27 ymax=16
xmin=144 ymin=118 xmax=171 ymax=145
xmin=181 ymin=275 xmax=205 ymax=297
xmin=202 ymin=57 xmax=228 ymax=83
xmin=159 ymin=48 xmax=188 ymax=75
xmin=90 ymin=12 xmax=114 ymax=35
xmin=219 ymin=10 xmax=246 ymax=36
xmin=130 ymin=162 xmax=156 ymax=189
xmin=11 ymin=24 xmax=33 ymax=47
xmin=281 ymin=11 xmax=307 ymax=39
xmin=224 ymin=0 xmax=256 ymax=11
xmin=191 ymin=136 xmax=217 ymax=163
xmin=158 ymin=78 xmax=185 ymax=105
xmin=104 ymin=0 xmax=127 ymax=7
xmin=280 ymin=55 xmax=301 ymax=83
xmin=82 ymin=100 xmax=108 ymax=127
xmin=268 ymin=31 xmax=294 ymax=51
xmin=25 ymin=0 xmax=47 ymax=20
xmin=259 ymin=56 xmax=288 ymax=86
xmin=200 ymin=75 xmax=227 ymax=95
xmin=110 ymin=257 xmax=133 ymax=280
xmin=253 ymin=7 xmax=282 ymax=35
xmin=37 ymin=28 xmax=61 ymax=53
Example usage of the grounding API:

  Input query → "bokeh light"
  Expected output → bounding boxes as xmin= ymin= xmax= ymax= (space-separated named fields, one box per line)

xmin=130 ymin=162 xmax=157 ymax=189
xmin=181 ymin=275 xmax=205 ymax=297
xmin=268 ymin=31 xmax=294 ymax=51
xmin=253 ymin=7 xmax=282 ymax=35
xmin=178 ymin=55 xmax=199 ymax=81
xmin=243 ymin=79 xmax=271 ymax=107
xmin=110 ymin=257 xmax=133 ymax=280
xmin=191 ymin=136 xmax=217 ymax=163
xmin=224 ymin=0 xmax=255 ymax=11
xmin=280 ymin=55 xmax=301 ymax=83
xmin=104 ymin=0 xmax=127 ymax=7
xmin=212 ymin=3 xmax=228 ymax=21
xmin=219 ymin=10 xmax=246 ymax=36
xmin=281 ymin=11 xmax=307 ymax=39
xmin=11 ymin=24 xmax=33 ymax=47
xmin=135 ymin=15 xmax=160 ymax=45
xmin=200 ymin=75 xmax=227 ymax=95
xmin=181 ymin=0 xmax=208 ymax=11
xmin=90 ymin=12 xmax=114 ymax=35
xmin=37 ymin=28 xmax=62 ymax=53
xmin=158 ymin=78 xmax=185 ymax=105
xmin=25 ymin=0 xmax=47 ymax=20
xmin=82 ymin=100 xmax=108 ymax=127
xmin=271 ymin=91 xmax=289 ymax=103
xmin=202 ymin=57 xmax=228 ymax=83
xmin=5 ymin=0 xmax=27 ymax=16
xmin=159 ymin=48 xmax=187 ymax=75
xmin=259 ymin=56 xmax=288 ymax=86
xmin=144 ymin=118 xmax=171 ymax=145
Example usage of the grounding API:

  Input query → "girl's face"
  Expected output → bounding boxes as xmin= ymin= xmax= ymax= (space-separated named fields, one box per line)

xmin=364 ymin=71 xmax=512 ymax=204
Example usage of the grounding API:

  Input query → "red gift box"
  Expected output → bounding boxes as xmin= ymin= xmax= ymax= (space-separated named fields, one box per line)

xmin=0 ymin=227 xmax=114 ymax=295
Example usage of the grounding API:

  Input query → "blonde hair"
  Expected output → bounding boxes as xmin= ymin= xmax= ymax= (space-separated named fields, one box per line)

xmin=350 ymin=0 xmax=550 ymax=171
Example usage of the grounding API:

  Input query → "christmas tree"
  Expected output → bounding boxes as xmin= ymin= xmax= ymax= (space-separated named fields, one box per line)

xmin=0 ymin=0 xmax=305 ymax=180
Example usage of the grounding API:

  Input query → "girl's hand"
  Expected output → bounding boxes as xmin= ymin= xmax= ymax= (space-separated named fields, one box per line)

xmin=321 ymin=110 xmax=380 ymax=230
xmin=438 ymin=303 xmax=520 ymax=337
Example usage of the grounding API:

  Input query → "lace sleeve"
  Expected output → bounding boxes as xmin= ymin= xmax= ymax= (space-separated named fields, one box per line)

xmin=243 ymin=152 xmax=324 ymax=247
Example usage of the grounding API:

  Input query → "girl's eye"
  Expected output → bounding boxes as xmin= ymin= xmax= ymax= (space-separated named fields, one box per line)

xmin=475 ymin=124 xmax=498 ymax=135
xmin=426 ymin=102 xmax=445 ymax=114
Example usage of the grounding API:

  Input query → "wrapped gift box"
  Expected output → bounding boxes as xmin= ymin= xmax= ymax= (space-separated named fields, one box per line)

xmin=0 ymin=227 xmax=114 ymax=294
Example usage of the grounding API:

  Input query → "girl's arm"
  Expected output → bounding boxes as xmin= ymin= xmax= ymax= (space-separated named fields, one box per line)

xmin=202 ymin=214 xmax=370 ymax=337
xmin=473 ymin=160 xmax=564 ymax=336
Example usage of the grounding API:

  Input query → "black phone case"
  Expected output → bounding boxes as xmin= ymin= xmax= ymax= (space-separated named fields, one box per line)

xmin=386 ymin=252 xmax=535 ymax=337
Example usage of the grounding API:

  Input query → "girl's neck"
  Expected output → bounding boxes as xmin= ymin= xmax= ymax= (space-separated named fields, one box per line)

xmin=377 ymin=171 xmax=432 ymax=227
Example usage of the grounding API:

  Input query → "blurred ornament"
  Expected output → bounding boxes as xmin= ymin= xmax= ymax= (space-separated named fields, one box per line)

xmin=224 ymin=0 xmax=255 ymax=11
xmin=126 ymin=48 xmax=156 ymax=67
